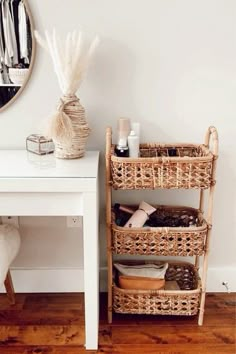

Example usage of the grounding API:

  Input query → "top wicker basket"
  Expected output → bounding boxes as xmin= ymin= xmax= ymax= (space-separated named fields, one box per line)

xmin=106 ymin=126 xmax=218 ymax=190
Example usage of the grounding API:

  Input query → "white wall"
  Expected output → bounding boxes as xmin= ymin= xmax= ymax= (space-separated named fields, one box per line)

xmin=0 ymin=0 xmax=235 ymax=292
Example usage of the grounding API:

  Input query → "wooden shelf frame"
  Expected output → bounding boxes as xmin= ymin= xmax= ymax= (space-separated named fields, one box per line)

xmin=106 ymin=126 xmax=218 ymax=325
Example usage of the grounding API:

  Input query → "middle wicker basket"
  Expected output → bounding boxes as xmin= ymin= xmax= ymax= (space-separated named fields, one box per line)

xmin=112 ymin=205 xmax=208 ymax=256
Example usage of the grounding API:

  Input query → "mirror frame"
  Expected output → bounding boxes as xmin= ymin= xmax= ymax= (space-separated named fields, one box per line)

xmin=0 ymin=0 xmax=36 ymax=113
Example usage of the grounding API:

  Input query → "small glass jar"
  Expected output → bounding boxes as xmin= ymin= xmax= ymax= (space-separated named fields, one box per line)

xmin=115 ymin=145 xmax=129 ymax=157
xmin=26 ymin=134 xmax=54 ymax=155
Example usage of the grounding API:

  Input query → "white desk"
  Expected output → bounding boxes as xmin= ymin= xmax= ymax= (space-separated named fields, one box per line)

xmin=0 ymin=150 xmax=100 ymax=350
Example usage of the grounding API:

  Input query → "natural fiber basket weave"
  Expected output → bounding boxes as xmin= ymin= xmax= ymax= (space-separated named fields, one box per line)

xmin=112 ymin=205 xmax=207 ymax=256
xmin=54 ymin=96 xmax=90 ymax=159
xmin=113 ymin=261 xmax=201 ymax=316
xmin=110 ymin=143 xmax=215 ymax=190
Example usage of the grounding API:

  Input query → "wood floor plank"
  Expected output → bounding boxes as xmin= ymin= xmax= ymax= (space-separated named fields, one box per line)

xmin=111 ymin=325 xmax=235 ymax=345
xmin=0 ymin=309 xmax=85 ymax=325
xmin=0 ymin=346 xmax=112 ymax=354
xmin=0 ymin=325 xmax=111 ymax=347
xmin=0 ymin=292 xmax=234 ymax=354
xmin=0 ymin=345 xmax=234 ymax=354
xmin=23 ymin=293 xmax=84 ymax=311
xmin=109 ymin=313 xmax=236 ymax=327
xmin=0 ymin=294 xmax=25 ymax=311
xmin=0 ymin=325 xmax=84 ymax=346
xmin=111 ymin=344 xmax=236 ymax=354
xmin=204 ymin=293 xmax=236 ymax=315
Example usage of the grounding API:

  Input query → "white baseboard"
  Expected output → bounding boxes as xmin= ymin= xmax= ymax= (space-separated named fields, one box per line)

xmin=0 ymin=268 xmax=84 ymax=293
xmin=0 ymin=266 xmax=235 ymax=293
xmin=203 ymin=266 xmax=236 ymax=292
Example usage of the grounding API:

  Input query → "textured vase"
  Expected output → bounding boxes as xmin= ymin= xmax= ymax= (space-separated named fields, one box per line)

xmin=54 ymin=95 xmax=90 ymax=159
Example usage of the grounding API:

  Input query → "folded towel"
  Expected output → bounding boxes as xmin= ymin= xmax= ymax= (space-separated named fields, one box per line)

xmin=0 ymin=224 xmax=21 ymax=286
xmin=114 ymin=262 xmax=168 ymax=279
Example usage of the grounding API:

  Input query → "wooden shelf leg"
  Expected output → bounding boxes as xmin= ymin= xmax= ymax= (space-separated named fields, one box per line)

xmin=198 ymin=289 xmax=205 ymax=326
xmin=198 ymin=124 xmax=218 ymax=326
xmin=198 ymin=251 xmax=208 ymax=325
xmin=198 ymin=182 xmax=216 ymax=325
xmin=195 ymin=189 xmax=206 ymax=270
xmin=4 ymin=270 xmax=15 ymax=305
xmin=107 ymin=248 xmax=113 ymax=324
xmin=199 ymin=189 xmax=205 ymax=214
xmin=195 ymin=256 xmax=199 ymax=270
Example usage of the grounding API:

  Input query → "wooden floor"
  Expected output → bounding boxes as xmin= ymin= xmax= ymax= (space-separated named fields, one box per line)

xmin=0 ymin=293 xmax=235 ymax=354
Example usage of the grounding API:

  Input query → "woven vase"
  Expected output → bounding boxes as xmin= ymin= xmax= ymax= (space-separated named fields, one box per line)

xmin=53 ymin=95 xmax=90 ymax=159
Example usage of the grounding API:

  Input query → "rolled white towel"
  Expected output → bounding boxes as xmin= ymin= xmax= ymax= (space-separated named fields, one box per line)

xmin=0 ymin=224 xmax=21 ymax=286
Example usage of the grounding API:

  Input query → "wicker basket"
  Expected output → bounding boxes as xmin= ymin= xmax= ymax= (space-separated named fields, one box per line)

xmin=8 ymin=68 xmax=29 ymax=85
xmin=113 ymin=261 xmax=201 ymax=316
xmin=112 ymin=205 xmax=207 ymax=256
xmin=110 ymin=141 xmax=217 ymax=190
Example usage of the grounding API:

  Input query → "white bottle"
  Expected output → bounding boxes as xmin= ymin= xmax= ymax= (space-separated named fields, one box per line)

xmin=131 ymin=122 xmax=140 ymax=139
xmin=128 ymin=130 xmax=139 ymax=158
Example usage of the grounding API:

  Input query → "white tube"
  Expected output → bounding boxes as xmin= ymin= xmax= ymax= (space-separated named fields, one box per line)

xmin=124 ymin=201 xmax=156 ymax=228
xmin=128 ymin=130 xmax=139 ymax=158
xmin=131 ymin=122 xmax=140 ymax=138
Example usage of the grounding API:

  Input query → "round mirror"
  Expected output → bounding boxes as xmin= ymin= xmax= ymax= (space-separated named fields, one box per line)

xmin=0 ymin=0 xmax=35 ymax=112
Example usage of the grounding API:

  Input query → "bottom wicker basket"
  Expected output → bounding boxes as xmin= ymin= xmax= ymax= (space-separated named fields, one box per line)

xmin=113 ymin=261 xmax=201 ymax=316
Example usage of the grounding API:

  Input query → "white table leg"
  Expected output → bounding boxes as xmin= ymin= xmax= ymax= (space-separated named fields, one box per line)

xmin=83 ymin=191 xmax=99 ymax=350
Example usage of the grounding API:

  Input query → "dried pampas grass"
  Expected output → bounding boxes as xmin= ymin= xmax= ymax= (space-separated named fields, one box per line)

xmin=34 ymin=29 xmax=99 ymax=95
xmin=34 ymin=29 xmax=99 ymax=153
xmin=46 ymin=100 xmax=74 ymax=144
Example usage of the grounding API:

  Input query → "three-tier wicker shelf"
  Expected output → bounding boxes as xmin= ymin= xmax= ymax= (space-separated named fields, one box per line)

xmin=106 ymin=126 xmax=218 ymax=325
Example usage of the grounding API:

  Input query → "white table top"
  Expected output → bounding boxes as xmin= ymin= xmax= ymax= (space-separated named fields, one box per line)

xmin=0 ymin=150 xmax=99 ymax=179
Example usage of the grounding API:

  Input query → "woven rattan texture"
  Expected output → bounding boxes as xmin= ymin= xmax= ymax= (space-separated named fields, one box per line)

xmin=112 ymin=206 xmax=207 ymax=256
xmin=111 ymin=145 xmax=213 ymax=189
xmin=112 ymin=229 xmax=206 ymax=256
xmin=54 ymin=96 xmax=90 ymax=159
xmin=113 ymin=291 xmax=200 ymax=316
xmin=113 ymin=262 xmax=200 ymax=316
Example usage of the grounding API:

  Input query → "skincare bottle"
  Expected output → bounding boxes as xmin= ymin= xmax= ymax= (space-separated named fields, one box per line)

xmin=115 ymin=118 xmax=130 ymax=157
xmin=128 ymin=130 xmax=139 ymax=158
xmin=131 ymin=122 xmax=140 ymax=139
xmin=115 ymin=136 xmax=129 ymax=157
xmin=115 ymin=144 xmax=129 ymax=157
xmin=117 ymin=118 xmax=131 ymax=146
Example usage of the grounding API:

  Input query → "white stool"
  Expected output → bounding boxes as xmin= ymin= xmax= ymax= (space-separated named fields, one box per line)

xmin=0 ymin=224 xmax=21 ymax=304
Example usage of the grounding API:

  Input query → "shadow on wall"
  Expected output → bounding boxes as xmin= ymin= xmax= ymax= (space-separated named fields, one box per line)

xmin=83 ymin=38 xmax=138 ymax=259
xmin=83 ymin=37 xmax=139 ymax=149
